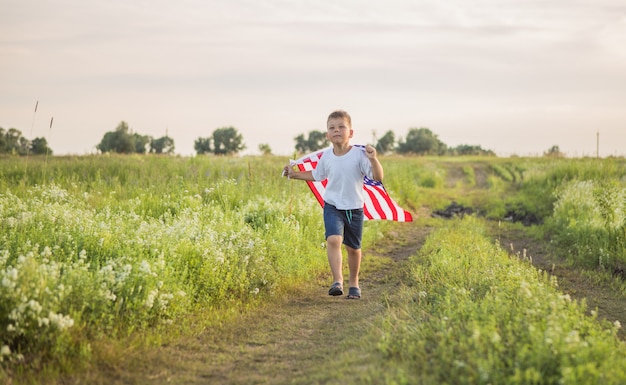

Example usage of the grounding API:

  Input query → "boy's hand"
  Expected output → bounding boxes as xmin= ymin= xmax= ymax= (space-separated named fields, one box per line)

xmin=282 ymin=165 xmax=292 ymax=178
xmin=365 ymin=144 xmax=377 ymax=159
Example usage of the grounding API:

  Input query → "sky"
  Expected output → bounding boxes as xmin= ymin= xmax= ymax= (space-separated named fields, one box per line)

xmin=1 ymin=0 xmax=625 ymax=157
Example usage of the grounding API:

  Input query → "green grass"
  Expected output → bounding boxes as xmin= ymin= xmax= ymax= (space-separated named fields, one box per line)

xmin=377 ymin=217 xmax=626 ymax=385
xmin=2 ymin=153 xmax=626 ymax=382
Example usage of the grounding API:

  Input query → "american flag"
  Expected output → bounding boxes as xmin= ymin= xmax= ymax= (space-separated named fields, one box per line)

xmin=290 ymin=146 xmax=413 ymax=222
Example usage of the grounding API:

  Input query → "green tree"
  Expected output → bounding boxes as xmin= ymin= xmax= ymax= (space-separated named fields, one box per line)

xmin=150 ymin=136 xmax=175 ymax=154
xmin=375 ymin=130 xmax=395 ymax=154
xmin=451 ymin=144 xmax=495 ymax=156
xmin=194 ymin=137 xmax=212 ymax=155
xmin=30 ymin=137 xmax=53 ymax=155
xmin=17 ymin=137 xmax=30 ymax=156
xmin=2 ymin=128 xmax=23 ymax=155
xmin=96 ymin=121 xmax=135 ymax=154
xmin=0 ymin=128 xmax=6 ymax=153
xmin=397 ymin=127 xmax=446 ymax=155
xmin=544 ymin=145 xmax=564 ymax=158
xmin=133 ymin=133 xmax=152 ymax=154
xmin=258 ymin=143 xmax=272 ymax=155
xmin=0 ymin=127 xmax=53 ymax=155
xmin=294 ymin=130 xmax=328 ymax=153
xmin=212 ymin=126 xmax=245 ymax=155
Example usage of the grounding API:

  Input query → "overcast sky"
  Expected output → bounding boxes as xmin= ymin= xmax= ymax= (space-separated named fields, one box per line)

xmin=1 ymin=0 xmax=625 ymax=157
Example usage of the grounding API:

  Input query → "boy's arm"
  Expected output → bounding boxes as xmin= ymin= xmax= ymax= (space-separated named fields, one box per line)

xmin=365 ymin=145 xmax=384 ymax=182
xmin=283 ymin=165 xmax=315 ymax=181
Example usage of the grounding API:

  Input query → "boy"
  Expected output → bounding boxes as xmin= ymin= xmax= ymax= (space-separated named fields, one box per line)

xmin=283 ymin=110 xmax=384 ymax=299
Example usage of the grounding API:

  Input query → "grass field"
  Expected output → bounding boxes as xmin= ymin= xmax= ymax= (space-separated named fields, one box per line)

xmin=2 ymin=154 xmax=626 ymax=384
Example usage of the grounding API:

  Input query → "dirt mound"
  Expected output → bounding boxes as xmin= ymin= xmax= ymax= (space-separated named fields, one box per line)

xmin=431 ymin=201 xmax=473 ymax=219
xmin=504 ymin=205 xmax=543 ymax=226
xmin=432 ymin=201 xmax=542 ymax=226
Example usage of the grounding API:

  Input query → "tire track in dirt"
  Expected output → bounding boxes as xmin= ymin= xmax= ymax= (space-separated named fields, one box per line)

xmin=498 ymin=226 xmax=626 ymax=340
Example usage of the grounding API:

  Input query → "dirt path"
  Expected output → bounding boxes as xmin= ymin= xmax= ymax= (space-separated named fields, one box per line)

xmin=137 ymin=222 xmax=429 ymax=385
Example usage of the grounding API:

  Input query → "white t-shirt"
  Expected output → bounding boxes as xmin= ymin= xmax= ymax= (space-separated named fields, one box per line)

xmin=311 ymin=146 xmax=373 ymax=210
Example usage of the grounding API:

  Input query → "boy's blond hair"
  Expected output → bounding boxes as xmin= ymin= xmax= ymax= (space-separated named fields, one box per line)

xmin=327 ymin=110 xmax=352 ymax=128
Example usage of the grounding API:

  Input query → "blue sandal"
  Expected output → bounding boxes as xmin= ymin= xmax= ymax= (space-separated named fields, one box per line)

xmin=328 ymin=282 xmax=344 ymax=296
xmin=347 ymin=287 xmax=361 ymax=299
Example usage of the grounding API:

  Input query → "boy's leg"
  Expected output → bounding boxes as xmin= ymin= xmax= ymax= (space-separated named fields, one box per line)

xmin=327 ymin=235 xmax=344 ymax=284
xmin=323 ymin=204 xmax=345 ymax=286
xmin=346 ymin=245 xmax=361 ymax=289
xmin=343 ymin=208 xmax=364 ymax=290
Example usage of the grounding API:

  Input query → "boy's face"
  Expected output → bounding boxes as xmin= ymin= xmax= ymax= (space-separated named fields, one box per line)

xmin=326 ymin=117 xmax=353 ymax=145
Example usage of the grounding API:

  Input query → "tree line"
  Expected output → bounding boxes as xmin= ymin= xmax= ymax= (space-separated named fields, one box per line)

xmin=294 ymin=127 xmax=496 ymax=156
xmin=99 ymin=123 xmax=498 ymax=156
xmin=2 ymin=121 xmax=500 ymax=157
xmin=96 ymin=121 xmax=175 ymax=154
xmin=0 ymin=127 xmax=53 ymax=156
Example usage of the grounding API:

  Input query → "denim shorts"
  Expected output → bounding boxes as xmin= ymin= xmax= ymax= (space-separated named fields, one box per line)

xmin=323 ymin=202 xmax=364 ymax=250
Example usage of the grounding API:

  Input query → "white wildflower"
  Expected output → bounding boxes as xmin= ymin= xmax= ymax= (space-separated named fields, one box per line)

xmin=103 ymin=290 xmax=117 ymax=301
xmin=145 ymin=290 xmax=157 ymax=309
xmin=1 ymin=346 xmax=10 ymax=356
xmin=565 ymin=330 xmax=580 ymax=345
xmin=28 ymin=300 xmax=43 ymax=314
xmin=48 ymin=312 xmax=74 ymax=330
xmin=453 ymin=360 xmax=466 ymax=369
xmin=519 ymin=281 xmax=532 ymax=298
xmin=6 ymin=267 xmax=18 ymax=281
xmin=139 ymin=260 xmax=152 ymax=275
xmin=41 ymin=246 xmax=52 ymax=258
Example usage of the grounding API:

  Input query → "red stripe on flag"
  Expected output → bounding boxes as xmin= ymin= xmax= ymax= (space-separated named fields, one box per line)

xmin=368 ymin=184 xmax=400 ymax=221
xmin=306 ymin=180 xmax=325 ymax=208
xmin=364 ymin=186 xmax=388 ymax=220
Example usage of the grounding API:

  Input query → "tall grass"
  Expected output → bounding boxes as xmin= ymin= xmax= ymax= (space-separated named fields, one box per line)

xmin=548 ymin=179 xmax=626 ymax=270
xmin=377 ymin=217 xmax=626 ymax=384
xmin=511 ymin=157 xmax=626 ymax=271
xmin=0 ymin=155 xmax=390 ymax=373
xmin=3 ymin=153 xmax=626 ymax=379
